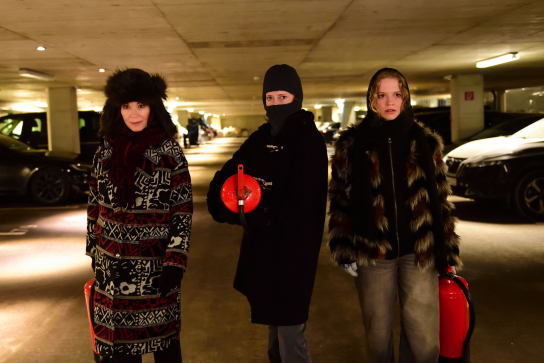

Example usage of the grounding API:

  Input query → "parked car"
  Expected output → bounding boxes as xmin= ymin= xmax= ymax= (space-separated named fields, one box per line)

xmin=0 ymin=134 xmax=91 ymax=204
xmin=0 ymin=111 xmax=101 ymax=162
xmin=443 ymin=115 xmax=544 ymax=154
xmin=414 ymin=110 xmax=542 ymax=145
xmin=320 ymin=122 xmax=341 ymax=144
xmin=444 ymin=119 xmax=544 ymax=220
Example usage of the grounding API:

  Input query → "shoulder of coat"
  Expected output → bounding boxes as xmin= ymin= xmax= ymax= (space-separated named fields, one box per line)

xmin=414 ymin=121 xmax=444 ymax=154
xmin=334 ymin=123 xmax=359 ymax=156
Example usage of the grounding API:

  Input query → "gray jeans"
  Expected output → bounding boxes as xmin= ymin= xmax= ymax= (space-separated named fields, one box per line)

xmin=268 ymin=323 xmax=312 ymax=363
xmin=354 ymin=253 xmax=439 ymax=363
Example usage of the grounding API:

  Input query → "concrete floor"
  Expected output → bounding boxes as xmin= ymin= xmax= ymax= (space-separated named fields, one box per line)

xmin=0 ymin=137 xmax=543 ymax=363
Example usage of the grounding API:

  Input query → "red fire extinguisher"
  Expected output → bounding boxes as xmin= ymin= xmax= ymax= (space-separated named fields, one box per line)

xmin=84 ymin=279 xmax=110 ymax=362
xmin=438 ymin=266 xmax=475 ymax=363
xmin=221 ymin=164 xmax=262 ymax=232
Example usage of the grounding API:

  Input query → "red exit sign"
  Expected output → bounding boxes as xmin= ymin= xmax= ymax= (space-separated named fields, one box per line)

xmin=465 ymin=91 xmax=474 ymax=101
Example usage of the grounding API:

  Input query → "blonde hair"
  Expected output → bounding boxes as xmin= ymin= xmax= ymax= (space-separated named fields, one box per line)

xmin=368 ymin=70 xmax=410 ymax=115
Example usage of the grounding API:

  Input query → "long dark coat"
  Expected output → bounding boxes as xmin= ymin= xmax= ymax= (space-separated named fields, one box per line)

xmin=207 ymin=110 xmax=328 ymax=326
xmin=86 ymin=138 xmax=192 ymax=356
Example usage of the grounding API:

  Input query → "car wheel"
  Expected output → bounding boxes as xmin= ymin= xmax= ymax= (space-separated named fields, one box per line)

xmin=513 ymin=170 xmax=544 ymax=220
xmin=30 ymin=168 xmax=71 ymax=205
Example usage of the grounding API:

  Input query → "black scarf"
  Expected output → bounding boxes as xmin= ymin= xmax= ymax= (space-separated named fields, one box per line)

xmin=108 ymin=127 xmax=167 ymax=207
xmin=265 ymin=99 xmax=302 ymax=136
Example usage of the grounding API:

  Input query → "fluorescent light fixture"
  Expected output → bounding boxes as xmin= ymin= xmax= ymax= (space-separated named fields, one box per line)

xmin=354 ymin=107 xmax=360 ymax=111
xmin=476 ymin=52 xmax=519 ymax=68
xmin=213 ymin=114 xmax=219 ymax=118
xmin=93 ymin=107 xmax=102 ymax=112
xmin=37 ymin=46 xmax=46 ymax=51
xmin=411 ymin=100 xmax=417 ymax=106
xmin=314 ymin=104 xmax=322 ymax=109
xmin=99 ymin=69 xmax=105 ymax=72
xmin=222 ymin=114 xmax=226 ymax=116
xmin=187 ymin=108 xmax=194 ymax=112
xmin=175 ymin=97 xmax=179 ymax=100
xmin=19 ymin=68 xmax=55 ymax=81
xmin=199 ymin=111 xmax=205 ymax=115
xmin=35 ymin=102 xmax=48 ymax=108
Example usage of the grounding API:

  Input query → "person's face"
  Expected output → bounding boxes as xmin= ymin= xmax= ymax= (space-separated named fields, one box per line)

xmin=265 ymin=91 xmax=295 ymax=106
xmin=376 ymin=77 xmax=403 ymax=121
xmin=120 ymin=102 xmax=150 ymax=132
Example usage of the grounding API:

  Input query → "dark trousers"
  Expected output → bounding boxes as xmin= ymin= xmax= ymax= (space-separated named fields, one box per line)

xmin=110 ymin=340 xmax=182 ymax=363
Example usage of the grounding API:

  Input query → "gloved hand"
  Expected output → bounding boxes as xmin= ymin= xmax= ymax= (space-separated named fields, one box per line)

xmin=158 ymin=265 xmax=184 ymax=298
xmin=340 ymin=261 xmax=358 ymax=277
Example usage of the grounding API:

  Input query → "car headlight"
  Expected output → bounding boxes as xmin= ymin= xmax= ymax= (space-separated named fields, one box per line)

xmin=465 ymin=160 xmax=504 ymax=168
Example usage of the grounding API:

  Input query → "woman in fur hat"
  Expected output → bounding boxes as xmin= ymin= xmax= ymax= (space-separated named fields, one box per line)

xmin=328 ymin=68 xmax=461 ymax=363
xmin=207 ymin=64 xmax=328 ymax=362
xmin=86 ymin=68 xmax=192 ymax=363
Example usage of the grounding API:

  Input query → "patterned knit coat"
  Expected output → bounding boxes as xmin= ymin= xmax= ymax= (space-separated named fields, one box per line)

xmin=328 ymin=121 xmax=461 ymax=270
xmin=86 ymin=138 xmax=192 ymax=356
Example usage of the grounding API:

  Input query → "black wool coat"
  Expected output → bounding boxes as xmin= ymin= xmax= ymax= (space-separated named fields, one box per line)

xmin=207 ymin=110 xmax=328 ymax=326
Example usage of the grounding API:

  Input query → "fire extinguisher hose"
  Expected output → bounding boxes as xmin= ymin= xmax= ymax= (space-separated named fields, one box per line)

xmin=239 ymin=201 xmax=249 ymax=233
xmin=452 ymin=276 xmax=476 ymax=363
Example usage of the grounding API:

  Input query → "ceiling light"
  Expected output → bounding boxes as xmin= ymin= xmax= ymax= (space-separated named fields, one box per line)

xmin=314 ymin=104 xmax=322 ymax=109
xmin=37 ymin=46 xmax=46 ymax=51
xmin=444 ymin=75 xmax=453 ymax=81
xmin=94 ymin=107 xmax=102 ymax=112
xmin=99 ymin=69 xmax=105 ymax=72
xmin=187 ymin=108 xmax=194 ymax=112
xmin=213 ymin=114 xmax=219 ymax=117
xmin=335 ymin=99 xmax=344 ymax=109
xmin=199 ymin=111 xmax=205 ymax=115
xmin=476 ymin=52 xmax=519 ymax=68
xmin=223 ymin=114 xmax=226 ymax=116
xmin=175 ymin=97 xmax=179 ymax=100
xmin=253 ymin=76 xmax=260 ymax=81
xmin=19 ymin=68 xmax=55 ymax=81
xmin=354 ymin=107 xmax=360 ymax=111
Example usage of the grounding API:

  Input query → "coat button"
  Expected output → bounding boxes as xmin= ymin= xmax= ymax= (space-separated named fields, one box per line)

xmin=115 ymin=253 xmax=120 ymax=258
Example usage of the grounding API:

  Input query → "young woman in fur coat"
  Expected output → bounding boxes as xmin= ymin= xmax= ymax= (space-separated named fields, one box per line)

xmin=328 ymin=68 xmax=461 ymax=363
xmin=86 ymin=68 xmax=192 ymax=363
xmin=207 ymin=64 xmax=328 ymax=363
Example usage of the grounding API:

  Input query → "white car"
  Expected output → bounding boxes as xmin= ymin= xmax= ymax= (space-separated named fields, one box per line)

xmin=444 ymin=118 xmax=544 ymax=220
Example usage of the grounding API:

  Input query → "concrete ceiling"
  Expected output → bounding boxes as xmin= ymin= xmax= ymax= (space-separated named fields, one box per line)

xmin=1 ymin=0 xmax=544 ymax=116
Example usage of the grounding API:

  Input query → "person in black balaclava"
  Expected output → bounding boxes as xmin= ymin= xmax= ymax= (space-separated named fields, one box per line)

xmin=328 ymin=68 xmax=461 ymax=363
xmin=207 ymin=64 xmax=328 ymax=363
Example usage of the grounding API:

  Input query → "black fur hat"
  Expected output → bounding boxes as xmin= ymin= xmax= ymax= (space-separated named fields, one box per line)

xmin=99 ymin=68 xmax=176 ymax=138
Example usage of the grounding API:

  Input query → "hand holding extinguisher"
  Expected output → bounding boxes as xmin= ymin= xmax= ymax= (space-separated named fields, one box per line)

xmin=438 ymin=266 xmax=476 ymax=363
xmin=221 ymin=164 xmax=262 ymax=232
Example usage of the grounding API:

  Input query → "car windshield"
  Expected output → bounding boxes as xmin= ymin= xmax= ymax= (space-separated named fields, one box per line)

xmin=0 ymin=135 xmax=34 ymax=151
xmin=466 ymin=118 xmax=539 ymax=141
xmin=511 ymin=118 xmax=544 ymax=139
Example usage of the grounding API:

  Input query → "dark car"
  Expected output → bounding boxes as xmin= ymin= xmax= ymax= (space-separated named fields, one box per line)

xmin=414 ymin=110 xmax=542 ymax=145
xmin=0 ymin=111 xmax=101 ymax=162
xmin=0 ymin=134 xmax=91 ymax=204
xmin=320 ymin=122 xmax=341 ymax=144
xmin=444 ymin=119 xmax=544 ymax=220
xmin=443 ymin=115 xmax=544 ymax=154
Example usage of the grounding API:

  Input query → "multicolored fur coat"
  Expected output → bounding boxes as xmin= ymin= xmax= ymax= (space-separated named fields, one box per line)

xmin=328 ymin=121 xmax=461 ymax=270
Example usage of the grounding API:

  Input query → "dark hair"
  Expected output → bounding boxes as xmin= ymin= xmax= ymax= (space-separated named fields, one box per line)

xmin=98 ymin=102 xmax=175 ymax=138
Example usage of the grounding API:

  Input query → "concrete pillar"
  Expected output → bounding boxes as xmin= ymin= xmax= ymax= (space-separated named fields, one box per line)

xmin=494 ymin=90 xmax=507 ymax=112
xmin=46 ymin=87 xmax=79 ymax=154
xmin=341 ymin=101 xmax=356 ymax=128
xmin=314 ymin=107 xmax=323 ymax=123
xmin=321 ymin=106 xmax=333 ymax=122
xmin=450 ymin=75 xmax=484 ymax=142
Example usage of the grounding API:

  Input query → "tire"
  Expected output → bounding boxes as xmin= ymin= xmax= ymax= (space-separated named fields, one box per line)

xmin=29 ymin=168 xmax=71 ymax=205
xmin=513 ymin=170 xmax=544 ymax=220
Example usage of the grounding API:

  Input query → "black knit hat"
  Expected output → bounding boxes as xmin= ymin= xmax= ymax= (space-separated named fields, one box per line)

xmin=262 ymin=64 xmax=303 ymax=105
xmin=99 ymin=68 xmax=177 ymax=137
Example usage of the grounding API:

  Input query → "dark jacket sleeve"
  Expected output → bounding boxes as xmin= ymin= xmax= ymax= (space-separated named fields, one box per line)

xmin=327 ymin=128 xmax=360 ymax=265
